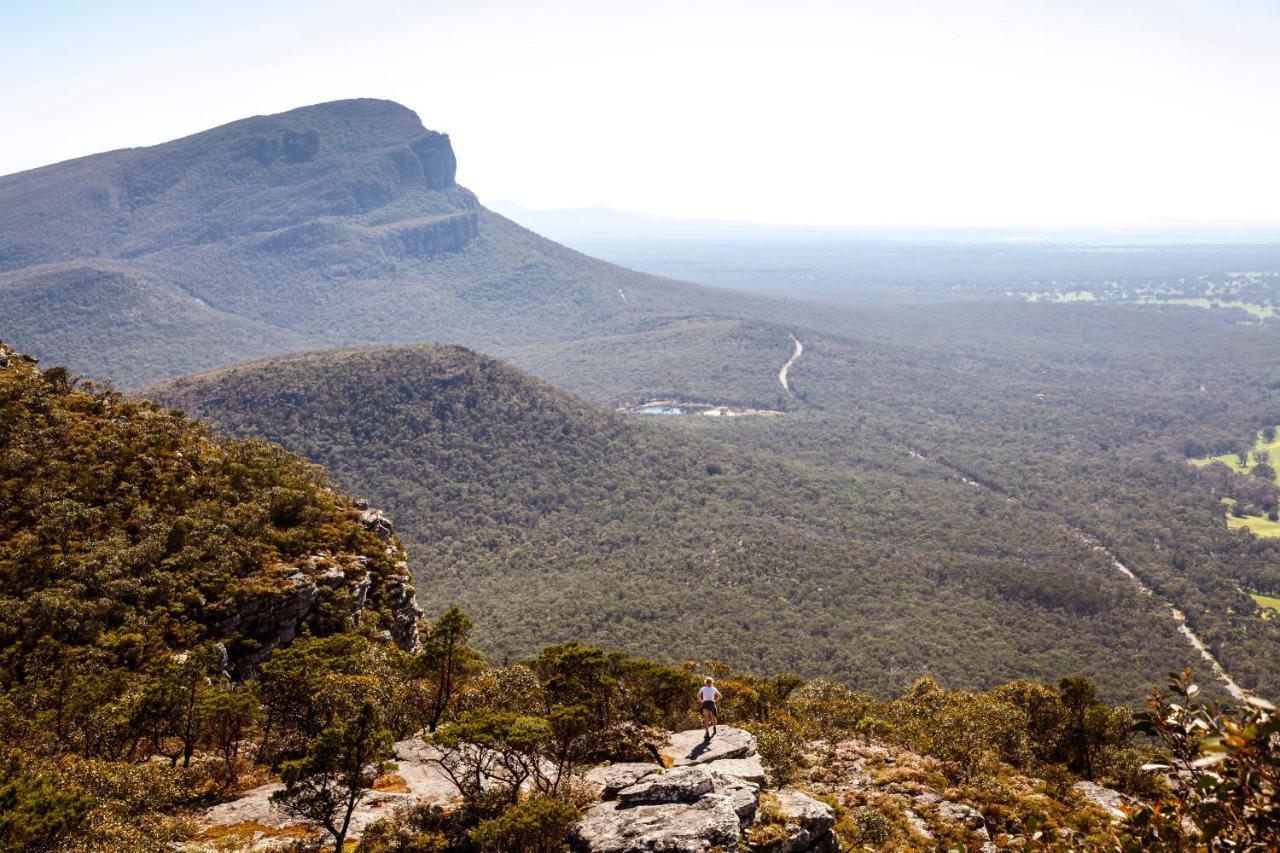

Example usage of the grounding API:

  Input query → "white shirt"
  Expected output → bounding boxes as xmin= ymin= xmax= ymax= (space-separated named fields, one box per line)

xmin=699 ymin=686 xmax=719 ymax=702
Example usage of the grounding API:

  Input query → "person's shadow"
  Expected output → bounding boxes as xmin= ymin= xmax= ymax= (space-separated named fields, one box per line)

xmin=685 ymin=733 xmax=715 ymax=761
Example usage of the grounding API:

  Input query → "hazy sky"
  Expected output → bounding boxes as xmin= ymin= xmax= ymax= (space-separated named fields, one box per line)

xmin=4 ymin=0 xmax=1279 ymax=229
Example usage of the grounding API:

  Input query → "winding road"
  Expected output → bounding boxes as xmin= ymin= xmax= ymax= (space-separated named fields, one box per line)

xmin=903 ymin=444 xmax=1251 ymax=701
xmin=779 ymin=335 xmax=803 ymax=393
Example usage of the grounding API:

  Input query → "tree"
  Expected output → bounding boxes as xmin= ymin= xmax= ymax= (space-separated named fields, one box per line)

xmin=416 ymin=608 xmax=481 ymax=733
xmin=199 ymin=684 xmax=260 ymax=787
xmin=271 ymin=702 xmax=393 ymax=853
xmin=1058 ymin=675 xmax=1117 ymax=781
xmin=429 ymin=710 xmax=555 ymax=804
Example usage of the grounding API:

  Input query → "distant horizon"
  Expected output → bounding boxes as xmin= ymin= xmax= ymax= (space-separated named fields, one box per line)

xmin=5 ymin=1 xmax=1280 ymax=232
xmin=490 ymin=200 xmax=1280 ymax=245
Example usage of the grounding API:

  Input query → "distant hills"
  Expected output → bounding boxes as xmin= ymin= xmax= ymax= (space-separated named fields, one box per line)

xmin=149 ymin=342 xmax=1204 ymax=700
xmin=0 ymin=99 xmax=793 ymax=405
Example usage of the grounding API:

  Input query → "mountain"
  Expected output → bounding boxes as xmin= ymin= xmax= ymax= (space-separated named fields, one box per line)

xmin=0 ymin=99 xmax=793 ymax=405
xmin=148 ymin=342 xmax=1204 ymax=701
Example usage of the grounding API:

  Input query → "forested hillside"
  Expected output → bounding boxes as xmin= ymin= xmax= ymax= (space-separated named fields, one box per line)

xmin=150 ymin=343 xmax=1204 ymax=702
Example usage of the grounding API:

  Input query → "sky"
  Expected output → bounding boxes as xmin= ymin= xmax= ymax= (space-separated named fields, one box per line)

xmin=3 ymin=0 xmax=1279 ymax=230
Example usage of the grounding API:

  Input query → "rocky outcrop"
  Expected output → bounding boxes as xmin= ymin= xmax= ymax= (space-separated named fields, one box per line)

xmin=574 ymin=729 xmax=834 ymax=853
xmin=913 ymin=791 xmax=995 ymax=851
xmin=214 ymin=503 xmax=421 ymax=668
xmin=585 ymin=763 xmax=663 ymax=801
xmin=617 ymin=765 xmax=715 ymax=805
xmin=751 ymin=790 xmax=837 ymax=853
xmin=215 ymin=567 xmax=319 ymax=667
xmin=388 ymin=130 xmax=458 ymax=190
xmin=703 ymin=755 xmax=766 ymax=786
xmin=358 ymin=507 xmax=395 ymax=541
xmin=391 ymin=212 xmax=479 ymax=258
xmin=573 ymin=794 xmax=743 ymax=853
xmin=1073 ymin=780 xmax=1138 ymax=821
xmin=661 ymin=726 xmax=757 ymax=766
xmin=193 ymin=734 xmax=458 ymax=850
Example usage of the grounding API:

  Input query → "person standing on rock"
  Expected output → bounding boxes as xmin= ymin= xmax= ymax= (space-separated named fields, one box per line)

xmin=698 ymin=677 xmax=721 ymax=738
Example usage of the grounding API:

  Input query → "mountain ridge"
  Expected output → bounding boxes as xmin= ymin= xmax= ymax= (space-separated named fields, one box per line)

xmin=0 ymin=98 xmax=809 ymax=405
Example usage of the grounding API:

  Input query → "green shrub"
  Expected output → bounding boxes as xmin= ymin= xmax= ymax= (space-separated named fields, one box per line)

xmin=469 ymin=797 xmax=580 ymax=853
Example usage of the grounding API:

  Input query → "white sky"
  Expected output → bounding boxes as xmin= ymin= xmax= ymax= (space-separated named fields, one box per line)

xmin=3 ymin=0 xmax=1279 ymax=229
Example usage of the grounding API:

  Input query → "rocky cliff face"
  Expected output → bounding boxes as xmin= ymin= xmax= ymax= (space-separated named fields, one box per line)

xmin=0 ymin=99 xmax=477 ymax=266
xmin=214 ymin=500 xmax=422 ymax=671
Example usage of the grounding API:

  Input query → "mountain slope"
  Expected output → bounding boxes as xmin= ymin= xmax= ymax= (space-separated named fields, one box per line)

xmin=0 ymin=340 xmax=421 ymax=683
xmin=0 ymin=98 xmax=795 ymax=404
xmin=149 ymin=343 xmax=1199 ymax=701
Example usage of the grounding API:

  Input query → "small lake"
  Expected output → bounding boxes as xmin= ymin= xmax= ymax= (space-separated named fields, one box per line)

xmin=639 ymin=406 xmax=688 ymax=415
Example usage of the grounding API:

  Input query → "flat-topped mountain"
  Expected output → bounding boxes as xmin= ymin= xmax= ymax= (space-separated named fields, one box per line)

xmin=0 ymin=99 xmax=793 ymax=403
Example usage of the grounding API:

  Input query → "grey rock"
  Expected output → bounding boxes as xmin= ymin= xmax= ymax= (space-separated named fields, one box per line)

xmin=572 ymin=794 xmax=742 ymax=852
xmin=750 ymin=789 xmax=837 ymax=853
xmin=197 ymin=735 xmax=458 ymax=847
xmin=710 ymin=771 xmax=760 ymax=826
xmin=617 ymin=765 xmax=714 ymax=805
xmin=703 ymin=755 xmax=766 ymax=786
xmin=585 ymin=763 xmax=661 ymax=801
xmin=905 ymin=808 xmax=933 ymax=840
xmin=359 ymin=508 xmax=395 ymax=541
xmin=914 ymin=792 xmax=991 ymax=846
xmin=384 ymin=578 xmax=421 ymax=651
xmin=216 ymin=569 xmax=318 ymax=667
xmin=1073 ymin=780 xmax=1137 ymax=821
xmin=662 ymin=727 xmax=757 ymax=766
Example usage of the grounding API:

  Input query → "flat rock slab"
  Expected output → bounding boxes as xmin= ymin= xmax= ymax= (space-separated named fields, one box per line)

xmin=662 ymin=727 xmax=757 ymax=766
xmin=703 ymin=755 xmax=766 ymax=786
xmin=195 ymin=735 xmax=458 ymax=848
xmin=584 ymin=763 xmax=662 ymax=801
xmin=572 ymin=794 xmax=742 ymax=852
xmin=618 ymin=765 xmax=714 ymax=805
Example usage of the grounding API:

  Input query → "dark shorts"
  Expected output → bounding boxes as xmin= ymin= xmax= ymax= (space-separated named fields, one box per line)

xmin=700 ymin=700 xmax=718 ymax=715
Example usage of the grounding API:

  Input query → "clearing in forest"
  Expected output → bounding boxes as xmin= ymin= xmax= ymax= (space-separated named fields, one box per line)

xmin=1190 ymin=430 xmax=1280 ymax=538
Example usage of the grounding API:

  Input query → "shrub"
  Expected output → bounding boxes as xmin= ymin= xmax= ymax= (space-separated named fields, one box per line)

xmin=469 ymin=797 xmax=580 ymax=853
xmin=1120 ymin=668 xmax=1279 ymax=850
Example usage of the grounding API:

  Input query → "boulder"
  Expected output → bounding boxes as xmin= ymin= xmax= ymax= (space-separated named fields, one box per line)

xmin=1073 ymin=780 xmax=1137 ymax=821
xmin=703 ymin=755 xmax=767 ymax=786
xmin=750 ymin=790 xmax=837 ymax=853
xmin=662 ymin=727 xmax=757 ymax=766
xmin=359 ymin=508 xmax=395 ymax=541
xmin=572 ymin=794 xmax=742 ymax=852
xmin=585 ymin=763 xmax=662 ymax=801
xmin=617 ymin=765 xmax=714 ymax=805
xmin=914 ymin=792 xmax=992 ymax=849
xmin=710 ymin=771 xmax=760 ymax=826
